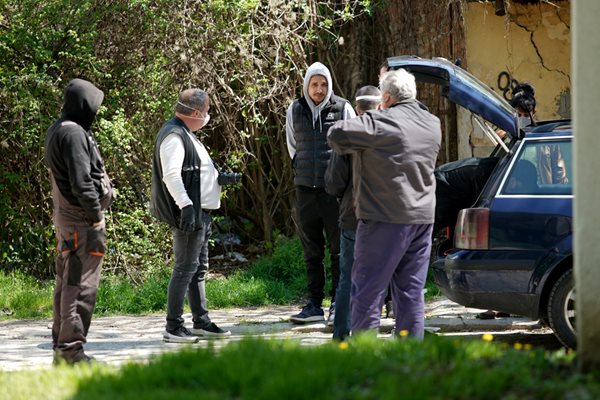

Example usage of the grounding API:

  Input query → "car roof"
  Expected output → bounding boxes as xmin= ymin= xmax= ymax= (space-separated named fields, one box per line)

xmin=523 ymin=120 xmax=572 ymax=139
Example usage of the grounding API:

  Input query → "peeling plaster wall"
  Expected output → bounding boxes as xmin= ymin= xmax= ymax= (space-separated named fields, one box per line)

xmin=459 ymin=1 xmax=571 ymax=158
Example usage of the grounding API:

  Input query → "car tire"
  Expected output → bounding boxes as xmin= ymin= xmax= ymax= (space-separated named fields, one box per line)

xmin=547 ymin=269 xmax=576 ymax=349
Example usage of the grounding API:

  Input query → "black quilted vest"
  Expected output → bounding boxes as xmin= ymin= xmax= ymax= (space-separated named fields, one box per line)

xmin=291 ymin=94 xmax=348 ymax=188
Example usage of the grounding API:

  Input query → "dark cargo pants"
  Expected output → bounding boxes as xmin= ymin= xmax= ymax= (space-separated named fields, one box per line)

xmin=50 ymin=172 xmax=111 ymax=363
xmin=52 ymin=222 xmax=105 ymax=362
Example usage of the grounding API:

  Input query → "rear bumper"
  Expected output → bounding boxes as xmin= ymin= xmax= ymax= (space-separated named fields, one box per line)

xmin=431 ymin=253 xmax=539 ymax=319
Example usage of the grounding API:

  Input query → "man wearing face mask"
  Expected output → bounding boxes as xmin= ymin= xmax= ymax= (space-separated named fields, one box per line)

xmin=151 ymin=88 xmax=230 ymax=342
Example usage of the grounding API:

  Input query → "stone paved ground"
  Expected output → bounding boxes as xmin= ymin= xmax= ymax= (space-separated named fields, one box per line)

xmin=0 ymin=298 xmax=555 ymax=371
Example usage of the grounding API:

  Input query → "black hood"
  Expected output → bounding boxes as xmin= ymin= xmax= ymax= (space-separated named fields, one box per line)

xmin=61 ymin=78 xmax=104 ymax=130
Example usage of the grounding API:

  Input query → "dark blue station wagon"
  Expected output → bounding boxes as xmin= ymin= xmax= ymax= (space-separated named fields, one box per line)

xmin=388 ymin=57 xmax=575 ymax=348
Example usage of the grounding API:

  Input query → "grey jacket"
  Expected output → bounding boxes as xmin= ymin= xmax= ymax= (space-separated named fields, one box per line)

xmin=327 ymin=99 xmax=441 ymax=224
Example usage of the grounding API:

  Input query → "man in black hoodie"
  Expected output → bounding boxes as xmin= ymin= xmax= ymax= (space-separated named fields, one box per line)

xmin=44 ymin=78 xmax=114 ymax=364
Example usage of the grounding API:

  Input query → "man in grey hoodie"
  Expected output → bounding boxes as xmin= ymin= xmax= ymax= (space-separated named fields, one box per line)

xmin=286 ymin=62 xmax=356 ymax=324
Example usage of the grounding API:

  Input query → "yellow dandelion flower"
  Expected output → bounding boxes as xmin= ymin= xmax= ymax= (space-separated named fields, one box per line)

xmin=482 ymin=333 xmax=494 ymax=342
xmin=514 ymin=342 xmax=523 ymax=350
xmin=399 ymin=330 xmax=409 ymax=337
xmin=338 ymin=342 xmax=349 ymax=350
xmin=524 ymin=344 xmax=533 ymax=351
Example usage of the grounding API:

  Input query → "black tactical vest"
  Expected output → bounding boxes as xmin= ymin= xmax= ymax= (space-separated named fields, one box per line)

xmin=150 ymin=117 xmax=203 ymax=229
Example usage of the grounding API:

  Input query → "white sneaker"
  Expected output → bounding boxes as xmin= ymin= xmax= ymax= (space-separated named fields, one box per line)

xmin=327 ymin=302 xmax=335 ymax=327
xmin=163 ymin=326 xmax=200 ymax=343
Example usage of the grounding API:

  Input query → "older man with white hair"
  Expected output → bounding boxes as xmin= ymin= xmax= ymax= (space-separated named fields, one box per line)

xmin=327 ymin=69 xmax=441 ymax=338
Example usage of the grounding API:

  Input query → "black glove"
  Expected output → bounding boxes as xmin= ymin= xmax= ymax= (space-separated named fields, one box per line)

xmin=179 ymin=205 xmax=196 ymax=232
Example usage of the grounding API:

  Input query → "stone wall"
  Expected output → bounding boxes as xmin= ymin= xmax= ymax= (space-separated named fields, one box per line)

xmin=460 ymin=1 xmax=571 ymax=158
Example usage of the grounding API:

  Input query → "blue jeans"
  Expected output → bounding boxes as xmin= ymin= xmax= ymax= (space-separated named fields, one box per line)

xmin=166 ymin=211 xmax=213 ymax=331
xmin=333 ymin=228 xmax=355 ymax=340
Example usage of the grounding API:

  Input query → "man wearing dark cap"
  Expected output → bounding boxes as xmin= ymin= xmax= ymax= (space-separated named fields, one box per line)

xmin=44 ymin=78 xmax=115 ymax=364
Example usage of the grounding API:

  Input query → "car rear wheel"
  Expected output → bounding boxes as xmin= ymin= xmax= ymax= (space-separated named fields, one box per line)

xmin=547 ymin=269 xmax=576 ymax=349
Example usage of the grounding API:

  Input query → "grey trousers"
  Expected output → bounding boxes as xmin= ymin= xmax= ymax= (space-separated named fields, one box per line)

xmin=166 ymin=211 xmax=213 ymax=331
xmin=351 ymin=220 xmax=433 ymax=338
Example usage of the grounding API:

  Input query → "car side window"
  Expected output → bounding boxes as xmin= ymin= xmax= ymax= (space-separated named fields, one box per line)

xmin=501 ymin=139 xmax=572 ymax=196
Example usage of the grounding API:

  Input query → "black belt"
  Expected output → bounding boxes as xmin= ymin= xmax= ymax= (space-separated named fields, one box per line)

xmin=202 ymin=209 xmax=212 ymax=214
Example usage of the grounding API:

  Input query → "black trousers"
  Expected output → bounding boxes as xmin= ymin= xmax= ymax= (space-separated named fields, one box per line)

xmin=294 ymin=187 xmax=340 ymax=306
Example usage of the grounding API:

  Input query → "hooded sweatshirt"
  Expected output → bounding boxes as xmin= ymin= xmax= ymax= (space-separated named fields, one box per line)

xmin=44 ymin=79 xmax=112 ymax=224
xmin=285 ymin=62 xmax=355 ymax=188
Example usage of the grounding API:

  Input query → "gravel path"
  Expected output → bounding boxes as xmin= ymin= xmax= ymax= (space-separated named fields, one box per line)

xmin=0 ymin=298 xmax=549 ymax=371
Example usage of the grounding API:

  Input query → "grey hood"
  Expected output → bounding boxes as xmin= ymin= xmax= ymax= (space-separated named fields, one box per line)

xmin=302 ymin=62 xmax=333 ymax=126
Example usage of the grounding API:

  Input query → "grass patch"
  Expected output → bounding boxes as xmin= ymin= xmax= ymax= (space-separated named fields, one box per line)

xmin=0 ymin=236 xmax=308 ymax=318
xmin=0 ymin=235 xmax=441 ymax=318
xmin=0 ymin=271 xmax=53 ymax=319
xmin=1 ymin=335 xmax=598 ymax=399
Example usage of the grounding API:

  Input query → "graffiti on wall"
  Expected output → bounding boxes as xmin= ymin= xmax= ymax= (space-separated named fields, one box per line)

xmin=497 ymin=71 xmax=520 ymax=101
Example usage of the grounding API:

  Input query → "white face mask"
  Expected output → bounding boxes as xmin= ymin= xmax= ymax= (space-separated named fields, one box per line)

xmin=518 ymin=116 xmax=532 ymax=128
xmin=201 ymin=113 xmax=210 ymax=127
xmin=177 ymin=101 xmax=209 ymax=126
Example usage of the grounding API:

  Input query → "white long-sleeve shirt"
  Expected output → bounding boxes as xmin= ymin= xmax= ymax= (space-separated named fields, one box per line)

xmin=159 ymin=129 xmax=220 ymax=210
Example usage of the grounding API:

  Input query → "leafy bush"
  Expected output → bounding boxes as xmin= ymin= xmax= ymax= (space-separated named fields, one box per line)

xmin=1 ymin=0 xmax=373 ymax=282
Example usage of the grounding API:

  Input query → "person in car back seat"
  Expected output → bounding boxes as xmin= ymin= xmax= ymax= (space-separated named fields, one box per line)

xmin=478 ymin=158 xmax=539 ymax=320
xmin=506 ymin=159 xmax=539 ymax=194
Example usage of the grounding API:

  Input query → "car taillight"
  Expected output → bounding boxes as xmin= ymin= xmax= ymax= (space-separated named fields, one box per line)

xmin=454 ymin=208 xmax=490 ymax=250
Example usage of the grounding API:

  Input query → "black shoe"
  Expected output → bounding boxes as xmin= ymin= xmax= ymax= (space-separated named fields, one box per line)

xmin=290 ymin=302 xmax=325 ymax=324
xmin=191 ymin=322 xmax=231 ymax=338
xmin=53 ymin=350 xmax=95 ymax=366
xmin=163 ymin=326 xmax=200 ymax=343
xmin=385 ymin=301 xmax=394 ymax=319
